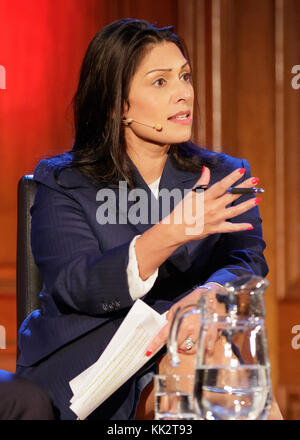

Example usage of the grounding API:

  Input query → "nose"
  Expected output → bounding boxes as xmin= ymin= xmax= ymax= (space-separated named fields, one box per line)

xmin=171 ymin=80 xmax=194 ymax=104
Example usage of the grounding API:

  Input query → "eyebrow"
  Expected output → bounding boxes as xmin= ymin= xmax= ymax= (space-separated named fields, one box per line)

xmin=145 ymin=61 xmax=190 ymax=76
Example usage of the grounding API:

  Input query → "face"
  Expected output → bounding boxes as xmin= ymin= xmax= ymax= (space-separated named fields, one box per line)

xmin=122 ymin=42 xmax=194 ymax=149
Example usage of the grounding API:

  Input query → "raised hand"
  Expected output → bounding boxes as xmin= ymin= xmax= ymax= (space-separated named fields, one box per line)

xmin=161 ymin=166 xmax=260 ymax=246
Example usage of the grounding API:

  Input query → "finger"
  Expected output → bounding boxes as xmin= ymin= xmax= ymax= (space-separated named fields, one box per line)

xmin=207 ymin=195 xmax=261 ymax=229
xmin=148 ymin=304 xmax=183 ymax=353
xmin=213 ymin=176 xmax=260 ymax=210
xmin=145 ymin=323 xmax=170 ymax=357
xmin=145 ymin=303 xmax=196 ymax=356
xmin=210 ymin=221 xmax=254 ymax=234
xmin=174 ymin=313 xmax=200 ymax=353
xmin=192 ymin=165 xmax=211 ymax=189
xmin=234 ymin=176 xmax=259 ymax=190
xmin=178 ymin=343 xmax=197 ymax=355
xmin=223 ymin=195 xmax=261 ymax=221
xmin=205 ymin=167 xmax=246 ymax=200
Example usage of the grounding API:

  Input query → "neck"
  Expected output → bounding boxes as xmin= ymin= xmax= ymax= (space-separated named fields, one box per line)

xmin=126 ymin=141 xmax=170 ymax=185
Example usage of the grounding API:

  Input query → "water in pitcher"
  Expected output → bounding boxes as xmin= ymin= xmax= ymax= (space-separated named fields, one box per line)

xmin=194 ymin=365 xmax=272 ymax=420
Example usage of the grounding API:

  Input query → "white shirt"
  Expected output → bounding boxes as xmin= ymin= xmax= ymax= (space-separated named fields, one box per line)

xmin=126 ymin=176 xmax=161 ymax=300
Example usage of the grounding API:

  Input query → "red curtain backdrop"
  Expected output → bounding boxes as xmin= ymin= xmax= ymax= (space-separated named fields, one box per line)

xmin=0 ymin=0 xmax=176 ymax=372
xmin=0 ymin=0 xmax=109 ymax=268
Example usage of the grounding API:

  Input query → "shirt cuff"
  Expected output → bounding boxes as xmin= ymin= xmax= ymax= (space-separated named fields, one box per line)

xmin=126 ymin=235 xmax=159 ymax=301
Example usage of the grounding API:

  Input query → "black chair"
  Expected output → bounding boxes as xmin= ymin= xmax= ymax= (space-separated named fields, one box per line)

xmin=0 ymin=176 xmax=54 ymax=420
xmin=16 ymin=175 xmax=42 ymax=331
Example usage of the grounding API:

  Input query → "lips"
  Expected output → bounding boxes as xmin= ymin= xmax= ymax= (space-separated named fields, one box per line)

xmin=168 ymin=110 xmax=191 ymax=120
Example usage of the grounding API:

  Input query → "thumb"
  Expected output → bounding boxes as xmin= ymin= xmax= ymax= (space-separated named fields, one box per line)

xmin=192 ymin=165 xmax=211 ymax=190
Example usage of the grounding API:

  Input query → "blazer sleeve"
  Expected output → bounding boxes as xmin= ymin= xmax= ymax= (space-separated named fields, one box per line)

xmin=203 ymin=158 xmax=268 ymax=286
xmin=31 ymin=181 xmax=135 ymax=316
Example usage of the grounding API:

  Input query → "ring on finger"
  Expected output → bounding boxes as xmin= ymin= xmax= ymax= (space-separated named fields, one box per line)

xmin=184 ymin=337 xmax=196 ymax=351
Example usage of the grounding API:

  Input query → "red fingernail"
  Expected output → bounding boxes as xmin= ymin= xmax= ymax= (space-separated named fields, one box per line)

xmin=145 ymin=350 xmax=153 ymax=357
xmin=251 ymin=177 xmax=259 ymax=184
xmin=247 ymin=226 xmax=254 ymax=230
xmin=254 ymin=197 xmax=262 ymax=205
xmin=202 ymin=165 xmax=206 ymax=175
xmin=239 ymin=168 xmax=245 ymax=174
xmin=178 ymin=349 xmax=182 ymax=354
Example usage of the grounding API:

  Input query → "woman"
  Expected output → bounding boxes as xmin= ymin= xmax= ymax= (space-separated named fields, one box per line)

xmin=16 ymin=18 xmax=273 ymax=419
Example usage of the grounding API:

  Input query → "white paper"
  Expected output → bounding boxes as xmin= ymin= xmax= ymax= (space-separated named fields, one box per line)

xmin=69 ymin=299 xmax=167 ymax=420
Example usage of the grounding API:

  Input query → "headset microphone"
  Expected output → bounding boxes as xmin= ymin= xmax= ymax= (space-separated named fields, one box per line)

xmin=122 ymin=118 xmax=162 ymax=132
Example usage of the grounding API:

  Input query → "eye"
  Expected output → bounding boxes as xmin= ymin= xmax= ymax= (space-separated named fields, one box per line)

xmin=153 ymin=78 xmax=166 ymax=87
xmin=181 ymin=72 xmax=192 ymax=82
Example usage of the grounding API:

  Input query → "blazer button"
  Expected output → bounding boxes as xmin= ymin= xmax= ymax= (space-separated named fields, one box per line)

xmin=115 ymin=301 xmax=120 ymax=308
xmin=108 ymin=303 xmax=114 ymax=311
xmin=102 ymin=304 xmax=108 ymax=311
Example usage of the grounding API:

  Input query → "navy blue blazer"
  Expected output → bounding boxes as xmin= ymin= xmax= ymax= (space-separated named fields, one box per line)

xmin=17 ymin=150 xmax=268 ymax=368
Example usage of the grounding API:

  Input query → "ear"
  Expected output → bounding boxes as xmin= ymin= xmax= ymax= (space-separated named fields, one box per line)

xmin=111 ymin=100 xmax=129 ymax=120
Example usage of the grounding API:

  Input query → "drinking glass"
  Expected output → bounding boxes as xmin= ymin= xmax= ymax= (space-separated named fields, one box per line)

xmin=154 ymin=374 xmax=197 ymax=420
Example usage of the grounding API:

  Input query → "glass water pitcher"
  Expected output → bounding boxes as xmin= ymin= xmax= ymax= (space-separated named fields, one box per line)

xmin=167 ymin=275 xmax=273 ymax=420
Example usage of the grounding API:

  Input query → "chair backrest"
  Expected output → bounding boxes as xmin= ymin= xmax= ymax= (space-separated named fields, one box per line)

xmin=16 ymin=175 xmax=42 ymax=331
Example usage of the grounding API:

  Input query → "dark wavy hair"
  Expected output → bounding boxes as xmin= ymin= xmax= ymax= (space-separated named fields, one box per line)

xmin=55 ymin=18 xmax=220 ymax=189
